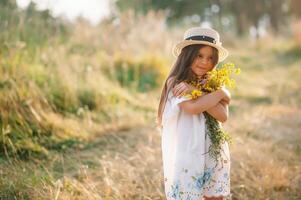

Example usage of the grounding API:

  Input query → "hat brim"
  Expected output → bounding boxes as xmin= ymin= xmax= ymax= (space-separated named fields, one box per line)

xmin=172 ymin=40 xmax=229 ymax=62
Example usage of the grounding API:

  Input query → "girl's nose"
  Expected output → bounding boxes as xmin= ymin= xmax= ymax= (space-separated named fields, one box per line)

xmin=201 ymin=58 xmax=208 ymax=64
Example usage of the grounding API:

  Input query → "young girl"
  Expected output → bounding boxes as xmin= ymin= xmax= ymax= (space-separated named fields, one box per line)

xmin=157 ymin=27 xmax=231 ymax=200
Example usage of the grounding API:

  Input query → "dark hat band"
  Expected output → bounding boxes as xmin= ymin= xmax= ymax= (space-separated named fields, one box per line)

xmin=185 ymin=35 xmax=216 ymax=44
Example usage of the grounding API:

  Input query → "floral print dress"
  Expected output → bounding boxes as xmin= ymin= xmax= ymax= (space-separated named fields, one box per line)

xmin=161 ymin=91 xmax=231 ymax=200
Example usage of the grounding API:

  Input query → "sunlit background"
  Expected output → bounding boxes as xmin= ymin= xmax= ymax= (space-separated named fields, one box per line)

xmin=0 ymin=0 xmax=301 ymax=199
xmin=16 ymin=0 xmax=111 ymax=24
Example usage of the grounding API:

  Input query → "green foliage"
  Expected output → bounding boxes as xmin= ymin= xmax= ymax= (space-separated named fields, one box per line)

xmin=0 ymin=2 xmax=74 ymax=158
xmin=277 ymin=46 xmax=301 ymax=65
xmin=0 ymin=160 xmax=55 ymax=200
xmin=115 ymin=0 xmax=210 ymax=24
xmin=203 ymin=112 xmax=232 ymax=163
xmin=77 ymin=89 xmax=97 ymax=110
xmin=43 ymin=138 xmax=84 ymax=152
xmin=107 ymin=54 xmax=168 ymax=92
xmin=46 ymin=79 xmax=78 ymax=114
xmin=115 ymin=0 xmax=294 ymax=35
xmin=0 ymin=1 xmax=68 ymax=51
xmin=0 ymin=78 xmax=51 ymax=158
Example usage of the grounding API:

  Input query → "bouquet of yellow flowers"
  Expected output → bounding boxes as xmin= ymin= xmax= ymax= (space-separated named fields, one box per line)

xmin=184 ymin=62 xmax=241 ymax=163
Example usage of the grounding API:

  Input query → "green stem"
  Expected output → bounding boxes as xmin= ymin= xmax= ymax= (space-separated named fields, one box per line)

xmin=203 ymin=112 xmax=232 ymax=163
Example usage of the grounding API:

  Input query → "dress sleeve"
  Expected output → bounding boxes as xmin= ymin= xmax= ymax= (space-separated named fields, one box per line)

xmin=162 ymin=91 xmax=192 ymax=124
xmin=170 ymin=94 xmax=191 ymax=112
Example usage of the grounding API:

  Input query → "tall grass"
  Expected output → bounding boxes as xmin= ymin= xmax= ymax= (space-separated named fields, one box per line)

xmin=0 ymin=5 xmax=171 ymax=158
xmin=0 ymin=1 xmax=68 ymax=50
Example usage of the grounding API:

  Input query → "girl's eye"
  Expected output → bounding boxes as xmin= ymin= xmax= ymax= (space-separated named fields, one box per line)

xmin=198 ymin=55 xmax=203 ymax=58
xmin=209 ymin=57 xmax=213 ymax=60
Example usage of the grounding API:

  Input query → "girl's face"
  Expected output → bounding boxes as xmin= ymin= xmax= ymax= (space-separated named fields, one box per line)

xmin=190 ymin=46 xmax=215 ymax=77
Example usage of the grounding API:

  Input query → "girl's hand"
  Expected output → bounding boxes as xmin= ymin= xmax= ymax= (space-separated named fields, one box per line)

xmin=220 ymin=99 xmax=230 ymax=106
xmin=172 ymin=82 xmax=196 ymax=97
xmin=219 ymin=87 xmax=231 ymax=104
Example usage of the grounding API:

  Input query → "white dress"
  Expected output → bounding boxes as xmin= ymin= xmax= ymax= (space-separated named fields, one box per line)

xmin=161 ymin=91 xmax=231 ymax=200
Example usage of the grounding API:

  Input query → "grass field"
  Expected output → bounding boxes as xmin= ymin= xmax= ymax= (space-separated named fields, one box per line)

xmin=0 ymin=7 xmax=301 ymax=200
xmin=1 ymin=38 xmax=300 ymax=200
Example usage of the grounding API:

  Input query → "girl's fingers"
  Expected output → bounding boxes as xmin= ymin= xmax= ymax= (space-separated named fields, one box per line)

xmin=175 ymin=82 xmax=203 ymax=96
xmin=220 ymin=99 xmax=230 ymax=105
xmin=174 ymin=84 xmax=186 ymax=96
xmin=174 ymin=85 xmax=184 ymax=96
xmin=173 ymin=83 xmax=185 ymax=95
xmin=178 ymin=86 xmax=191 ymax=97
xmin=173 ymin=82 xmax=195 ymax=97
xmin=172 ymin=85 xmax=179 ymax=96
xmin=172 ymin=86 xmax=178 ymax=96
xmin=182 ymin=85 xmax=193 ymax=94
xmin=172 ymin=84 xmax=180 ymax=95
xmin=177 ymin=87 xmax=187 ymax=97
xmin=174 ymin=82 xmax=185 ymax=90
xmin=186 ymin=83 xmax=196 ymax=91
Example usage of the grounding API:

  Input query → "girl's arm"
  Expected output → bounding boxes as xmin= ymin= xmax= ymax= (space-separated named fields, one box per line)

xmin=205 ymin=100 xmax=229 ymax=123
xmin=178 ymin=89 xmax=228 ymax=115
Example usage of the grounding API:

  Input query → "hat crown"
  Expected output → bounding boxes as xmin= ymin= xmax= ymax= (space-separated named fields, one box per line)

xmin=183 ymin=27 xmax=221 ymax=44
xmin=172 ymin=26 xmax=228 ymax=61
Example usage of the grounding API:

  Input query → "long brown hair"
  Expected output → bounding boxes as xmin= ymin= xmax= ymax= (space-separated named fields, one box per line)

xmin=156 ymin=44 xmax=219 ymax=128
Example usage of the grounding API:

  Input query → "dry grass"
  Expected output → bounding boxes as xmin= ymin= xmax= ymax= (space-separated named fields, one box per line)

xmin=1 ymin=9 xmax=301 ymax=200
xmin=2 ymin=102 xmax=300 ymax=199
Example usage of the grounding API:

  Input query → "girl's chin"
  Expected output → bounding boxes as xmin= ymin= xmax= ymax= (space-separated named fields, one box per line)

xmin=193 ymin=72 xmax=205 ymax=77
xmin=192 ymin=69 xmax=207 ymax=77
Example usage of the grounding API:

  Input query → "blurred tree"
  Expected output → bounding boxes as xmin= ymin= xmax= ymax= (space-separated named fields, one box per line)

xmin=115 ymin=0 xmax=210 ymax=25
xmin=268 ymin=0 xmax=282 ymax=33
xmin=0 ymin=0 xmax=16 ymax=7
xmin=0 ymin=0 xmax=68 ymax=50
xmin=290 ymin=0 xmax=301 ymax=17
xmin=114 ymin=0 xmax=298 ymax=37
xmin=224 ymin=0 xmax=291 ymax=36
xmin=225 ymin=0 xmax=255 ymax=36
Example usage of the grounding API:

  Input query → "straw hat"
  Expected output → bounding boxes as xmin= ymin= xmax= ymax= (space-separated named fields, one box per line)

xmin=173 ymin=27 xmax=229 ymax=62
